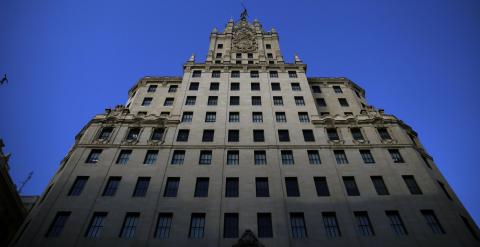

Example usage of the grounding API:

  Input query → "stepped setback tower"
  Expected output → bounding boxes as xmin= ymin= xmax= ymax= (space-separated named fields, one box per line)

xmin=12 ymin=13 xmax=479 ymax=247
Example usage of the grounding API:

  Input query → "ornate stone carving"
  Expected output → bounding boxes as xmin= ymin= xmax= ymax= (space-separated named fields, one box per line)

xmin=232 ymin=20 xmax=257 ymax=53
xmin=233 ymin=230 xmax=265 ymax=247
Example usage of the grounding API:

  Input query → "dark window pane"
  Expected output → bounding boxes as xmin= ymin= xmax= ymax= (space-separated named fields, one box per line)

xmin=225 ymin=178 xmax=239 ymax=197
xmin=386 ymin=211 xmax=408 ymax=236
xmin=421 ymin=210 xmax=445 ymax=234
xmin=189 ymin=213 xmax=206 ymax=239
xmin=371 ymin=176 xmax=389 ymax=195
xmin=343 ymin=176 xmax=360 ymax=196
xmin=68 ymin=176 xmax=88 ymax=196
xmin=257 ymin=213 xmax=273 ymax=238
xmin=202 ymin=130 xmax=214 ymax=142
xmin=133 ymin=177 xmax=150 ymax=197
xmin=224 ymin=213 xmax=239 ymax=238
xmin=322 ymin=212 xmax=341 ymax=238
xmin=194 ymin=178 xmax=209 ymax=197
xmin=154 ymin=213 xmax=173 ymax=239
xmin=46 ymin=212 xmax=71 ymax=237
xmin=285 ymin=177 xmax=300 ymax=197
xmin=403 ymin=175 xmax=422 ymax=195
xmin=354 ymin=211 xmax=375 ymax=236
xmin=85 ymin=212 xmax=107 ymax=238
xmin=256 ymin=177 xmax=269 ymax=197
xmin=119 ymin=212 xmax=139 ymax=239
xmin=164 ymin=177 xmax=180 ymax=197
xmin=102 ymin=177 xmax=121 ymax=196
xmin=314 ymin=177 xmax=330 ymax=196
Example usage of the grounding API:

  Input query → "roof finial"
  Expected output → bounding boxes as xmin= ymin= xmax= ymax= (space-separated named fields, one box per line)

xmin=240 ymin=3 xmax=248 ymax=20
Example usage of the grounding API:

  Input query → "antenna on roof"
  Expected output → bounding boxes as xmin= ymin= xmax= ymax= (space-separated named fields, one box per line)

xmin=18 ymin=171 xmax=33 ymax=194
xmin=240 ymin=2 xmax=248 ymax=20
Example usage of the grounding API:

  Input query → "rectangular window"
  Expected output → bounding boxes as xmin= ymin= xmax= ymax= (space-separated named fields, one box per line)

xmin=236 ymin=53 xmax=242 ymax=58
xmin=132 ymin=177 xmax=150 ymax=197
xmin=229 ymin=112 xmax=240 ymax=122
xmin=116 ymin=150 xmax=132 ymax=165
xmin=207 ymin=96 xmax=218 ymax=106
xmin=371 ymin=176 xmax=389 ymax=195
xmin=189 ymin=82 xmax=199 ymax=90
xmin=266 ymin=44 xmax=271 ymax=49
xmin=290 ymin=213 xmax=307 ymax=239
xmin=389 ymin=149 xmax=404 ymax=163
xmin=227 ymin=150 xmax=239 ymax=165
xmin=171 ymin=150 xmax=185 ymax=165
xmin=189 ymin=213 xmax=206 ymax=239
xmin=224 ymin=213 xmax=239 ymax=238
xmin=230 ymin=96 xmax=240 ymax=105
xmin=269 ymin=71 xmax=278 ymax=78
xmin=298 ymin=112 xmax=309 ymax=123
xmin=119 ymin=213 xmax=139 ymax=239
xmin=377 ymin=127 xmax=392 ymax=140
xmin=102 ymin=177 xmax=121 ymax=196
xmin=333 ymin=86 xmax=343 ymax=93
xmin=194 ymin=178 xmax=209 ymax=197
xmin=311 ymin=85 xmax=321 ymax=93
xmin=211 ymin=70 xmax=221 ymax=78
xmin=151 ymin=128 xmax=164 ymax=141
xmin=334 ymin=150 xmax=349 ymax=164
xmin=68 ymin=176 xmax=88 ymax=196
xmin=154 ymin=213 xmax=173 ymax=239
xmin=185 ymin=96 xmax=196 ymax=105
xmin=86 ymin=149 xmax=102 ymax=163
xmin=252 ymin=96 xmax=262 ymax=106
xmin=386 ymin=211 xmax=408 ymax=236
xmin=288 ymin=71 xmax=298 ymax=78
xmin=192 ymin=70 xmax=201 ymax=78
xmin=164 ymin=177 xmax=180 ymax=197
xmin=142 ymin=97 xmax=152 ymax=106
xmin=307 ymin=150 xmax=321 ymax=164
xmin=257 ymin=213 xmax=273 ymax=238
xmin=163 ymin=98 xmax=174 ymax=106
xmin=344 ymin=112 xmax=353 ymax=116
xmin=327 ymin=128 xmax=340 ymax=141
xmin=251 ymin=82 xmax=260 ymax=91
xmin=250 ymin=71 xmax=259 ymax=78
xmin=254 ymin=150 xmax=267 ymax=165
xmin=322 ymin=212 xmax=341 ymax=238
xmin=275 ymin=112 xmax=287 ymax=122
xmin=209 ymin=82 xmax=219 ymax=91
xmin=437 ymin=181 xmax=453 ymax=200
xmin=343 ymin=176 xmax=360 ymax=196
xmin=228 ymin=130 xmax=239 ymax=142
xmin=147 ymin=85 xmax=157 ymax=92
xmin=205 ymin=112 xmax=216 ymax=122
xmin=316 ymin=98 xmax=326 ymax=106
xmin=85 ymin=212 xmax=107 ymax=238
xmin=143 ymin=150 xmax=158 ymax=165
xmin=338 ymin=98 xmax=349 ymax=107
xmin=216 ymin=53 xmax=222 ymax=58
xmin=253 ymin=130 xmax=265 ymax=142
xmin=230 ymin=82 xmax=240 ymax=90
xmin=225 ymin=177 xmax=239 ymax=197
xmin=126 ymin=127 xmax=141 ymax=141
xmin=217 ymin=44 xmax=223 ymax=49
xmin=421 ymin=210 xmax=445 ymax=234
xmin=46 ymin=212 xmax=71 ymax=237
xmin=460 ymin=216 xmax=479 ymax=240
xmin=294 ymin=96 xmax=305 ymax=106
xmin=181 ymin=112 xmax=193 ymax=122
xmin=350 ymin=128 xmax=364 ymax=140
xmin=98 ymin=127 xmax=113 ymax=140
xmin=314 ymin=177 xmax=330 ymax=196
xmin=231 ymin=71 xmax=240 ymax=78
xmin=273 ymin=96 xmax=283 ymax=106
xmin=281 ymin=150 xmax=295 ymax=165
xmin=285 ymin=177 xmax=300 ymax=197
xmin=199 ymin=150 xmax=212 ymax=165
xmin=303 ymin=129 xmax=315 ymax=142
xmin=256 ymin=177 xmax=269 ymax=197
xmin=360 ymin=150 xmax=375 ymax=164
xmin=271 ymin=83 xmax=280 ymax=91
xmin=403 ymin=175 xmax=422 ymax=194
xmin=278 ymin=129 xmax=290 ymax=142
xmin=252 ymin=112 xmax=263 ymax=123
xmin=202 ymin=129 xmax=214 ymax=142
xmin=168 ymin=85 xmax=178 ymax=93
xmin=354 ymin=211 xmax=375 ymax=236
xmin=291 ymin=83 xmax=301 ymax=91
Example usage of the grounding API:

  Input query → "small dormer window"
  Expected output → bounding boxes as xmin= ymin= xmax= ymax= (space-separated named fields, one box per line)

xmin=217 ymin=44 xmax=223 ymax=49
xmin=192 ymin=70 xmax=202 ymax=78
xmin=248 ymin=53 xmax=253 ymax=59
xmin=236 ymin=53 xmax=242 ymax=58
xmin=216 ymin=53 xmax=222 ymax=58
xmin=211 ymin=70 xmax=221 ymax=78
xmin=267 ymin=53 xmax=273 ymax=59
xmin=266 ymin=44 xmax=271 ymax=49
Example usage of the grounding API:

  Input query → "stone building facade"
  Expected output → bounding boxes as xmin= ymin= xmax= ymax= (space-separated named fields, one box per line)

xmin=12 ymin=15 xmax=479 ymax=247
xmin=0 ymin=139 xmax=27 ymax=246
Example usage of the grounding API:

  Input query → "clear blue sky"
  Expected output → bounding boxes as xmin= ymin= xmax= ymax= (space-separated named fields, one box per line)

xmin=1 ymin=0 xmax=479 ymax=225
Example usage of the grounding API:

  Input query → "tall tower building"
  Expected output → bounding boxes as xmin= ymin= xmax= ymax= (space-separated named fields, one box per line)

xmin=12 ymin=13 xmax=479 ymax=247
